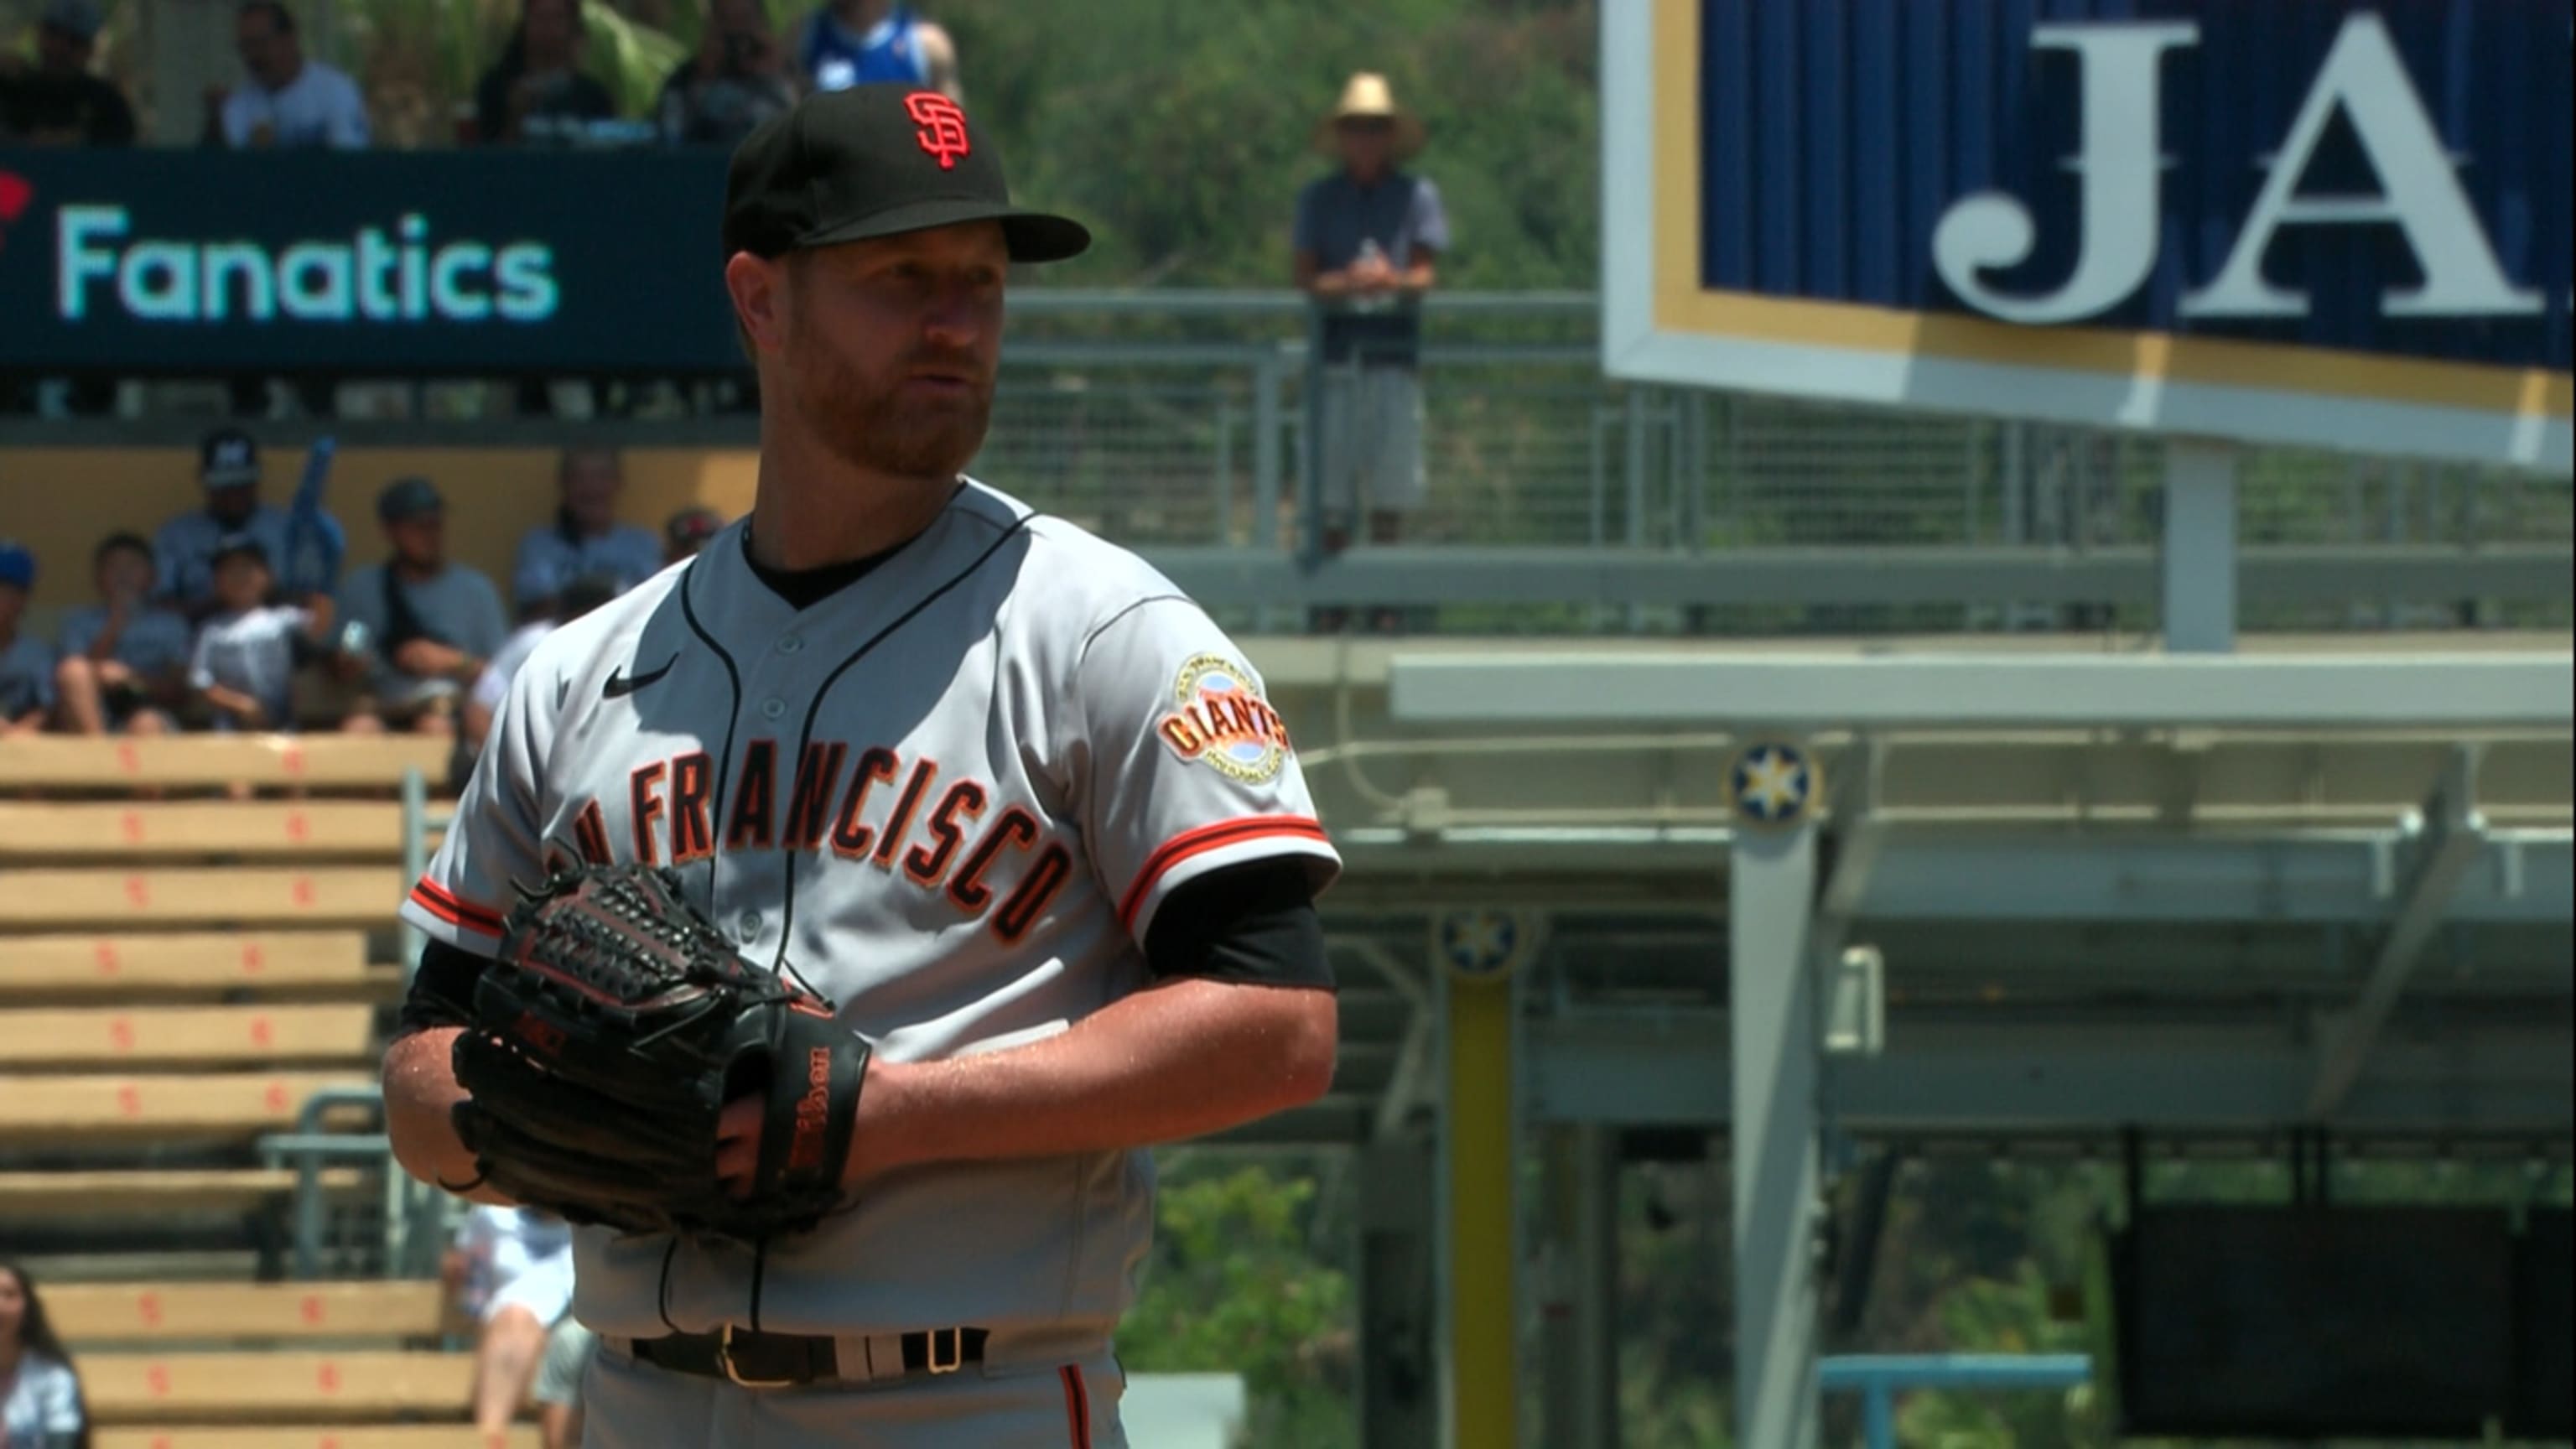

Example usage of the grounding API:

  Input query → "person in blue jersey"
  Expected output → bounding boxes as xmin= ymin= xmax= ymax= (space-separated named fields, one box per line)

xmin=791 ymin=0 xmax=957 ymax=99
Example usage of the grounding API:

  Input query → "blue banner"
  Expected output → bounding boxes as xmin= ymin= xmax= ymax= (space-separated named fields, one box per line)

xmin=0 ymin=148 xmax=740 ymax=374
xmin=1695 ymin=0 xmax=2573 ymax=372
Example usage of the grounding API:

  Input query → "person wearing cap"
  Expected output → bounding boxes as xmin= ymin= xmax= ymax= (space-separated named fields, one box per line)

xmin=204 ymin=0 xmax=367 ymax=150
xmin=187 ymin=534 xmax=334 ymax=732
xmin=511 ymin=449 xmax=662 ymax=615
xmin=0 ymin=543 xmax=58 ymax=737
xmin=0 ymin=0 xmax=137 ymax=146
xmin=54 ymin=532 xmax=190 ymax=736
xmin=662 ymin=505 xmax=727 ymax=566
xmin=382 ymin=85 xmax=1340 ymax=1448
xmin=334 ymin=477 xmax=510 ymax=738
xmin=153 ymin=428 xmax=308 ymax=620
xmin=1293 ymin=72 xmax=1450 ymax=612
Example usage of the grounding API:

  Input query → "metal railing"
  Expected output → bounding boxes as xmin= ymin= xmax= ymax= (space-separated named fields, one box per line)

xmin=1819 ymin=1353 xmax=2094 ymax=1449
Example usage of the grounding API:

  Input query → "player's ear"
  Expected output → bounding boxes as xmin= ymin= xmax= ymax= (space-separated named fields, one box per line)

xmin=724 ymin=252 xmax=788 ymax=356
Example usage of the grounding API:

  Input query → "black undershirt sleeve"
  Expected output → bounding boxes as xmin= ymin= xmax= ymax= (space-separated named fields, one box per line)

xmin=1141 ymin=860 xmax=1336 ymax=990
xmin=395 ymin=937 xmax=492 ymax=1036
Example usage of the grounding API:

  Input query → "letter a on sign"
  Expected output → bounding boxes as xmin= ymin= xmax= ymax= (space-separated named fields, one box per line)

xmin=2183 ymin=13 xmax=2542 ymax=320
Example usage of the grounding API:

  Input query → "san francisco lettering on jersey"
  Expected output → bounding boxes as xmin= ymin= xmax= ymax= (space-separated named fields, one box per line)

xmin=575 ymin=738 xmax=1072 ymax=943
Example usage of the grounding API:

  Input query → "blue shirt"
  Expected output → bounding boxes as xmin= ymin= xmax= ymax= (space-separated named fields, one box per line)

xmin=0 ymin=631 xmax=54 ymax=723
xmin=58 ymin=602 xmax=195 ymax=679
xmin=795 ymin=3 xmax=931 ymax=92
xmin=512 ymin=522 xmax=662 ymax=610
xmin=2 ymin=1352 xmax=85 ymax=1449
xmin=1293 ymin=169 xmax=1451 ymax=366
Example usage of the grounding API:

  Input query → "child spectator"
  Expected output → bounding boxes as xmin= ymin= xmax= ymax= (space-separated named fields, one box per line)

xmin=335 ymin=478 xmax=508 ymax=738
xmin=473 ymin=0 xmax=617 ymax=147
xmin=0 ymin=1258 xmax=89 ymax=1449
xmin=0 ymin=543 xmax=54 ymax=737
xmin=511 ymin=449 xmax=660 ymax=612
xmin=55 ymin=532 xmax=190 ymax=736
xmin=189 ymin=535 xmax=331 ymax=732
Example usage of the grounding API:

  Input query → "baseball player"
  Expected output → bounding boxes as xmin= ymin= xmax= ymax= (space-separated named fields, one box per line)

xmin=382 ymin=84 xmax=1342 ymax=1448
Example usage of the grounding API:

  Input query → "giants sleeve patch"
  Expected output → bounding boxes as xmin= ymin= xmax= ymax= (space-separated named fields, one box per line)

xmin=1155 ymin=655 xmax=1291 ymax=785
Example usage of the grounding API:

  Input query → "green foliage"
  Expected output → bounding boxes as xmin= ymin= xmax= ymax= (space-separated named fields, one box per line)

xmin=1117 ymin=1154 xmax=1356 ymax=1449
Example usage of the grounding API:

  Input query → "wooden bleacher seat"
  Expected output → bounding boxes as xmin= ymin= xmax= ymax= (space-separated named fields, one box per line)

xmin=0 ymin=735 xmax=450 ymax=791
xmin=97 ymin=1430 xmax=539 ymax=1449
xmin=0 ymin=1168 xmax=368 ymax=1219
xmin=0 ymin=868 xmax=406 ymax=929
xmin=0 ymin=1072 xmax=371 ymax=1143
xmin=80 ymin=1351 xmax=477 ymax=1422
xmin=0 ymin=801 xmax=410 ymax=860
xmin=0 ymin=932 xmax=379 ymax=1000
xmin=48 ymin=1281 xmax=446 ymax=1343
xmin=0 ymin=1005 xmax=377 ymax=1069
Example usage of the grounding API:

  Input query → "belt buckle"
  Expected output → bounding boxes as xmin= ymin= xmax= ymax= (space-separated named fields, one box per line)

xmin=719 ymin=1324 xmax=797 ymax=1389
xmin=927 ymin=1327 xmax=964 ymax=1376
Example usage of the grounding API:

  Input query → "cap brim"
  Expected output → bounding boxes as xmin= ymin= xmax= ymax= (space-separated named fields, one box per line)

xmin=786 ymin=197 xmax=1092 ymax=264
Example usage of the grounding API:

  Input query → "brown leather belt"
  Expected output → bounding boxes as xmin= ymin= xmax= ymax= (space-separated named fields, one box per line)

xmin=631 ymin=1325 xmax=989 ymax=1388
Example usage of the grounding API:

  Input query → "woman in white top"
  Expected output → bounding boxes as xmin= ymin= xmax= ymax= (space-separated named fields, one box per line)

xmin=0 ymin=1259 xmax=86 ymax=1449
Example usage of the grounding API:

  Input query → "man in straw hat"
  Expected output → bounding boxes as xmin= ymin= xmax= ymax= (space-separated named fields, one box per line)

xmin=1293 ymin=72 xmax=1450 ymax=626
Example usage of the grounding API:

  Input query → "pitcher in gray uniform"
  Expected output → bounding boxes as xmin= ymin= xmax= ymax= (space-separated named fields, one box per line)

xmin=381 ymin=83 xmax=1343 ymax=1448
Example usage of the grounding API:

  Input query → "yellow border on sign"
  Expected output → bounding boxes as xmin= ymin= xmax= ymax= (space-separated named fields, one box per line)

xmin=1648 ymin=0 xmax=2573 ymax=421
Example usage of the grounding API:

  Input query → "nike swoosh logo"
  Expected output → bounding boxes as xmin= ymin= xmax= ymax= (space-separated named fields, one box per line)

xmin=603 ymin=656 xmax=678 ymax=699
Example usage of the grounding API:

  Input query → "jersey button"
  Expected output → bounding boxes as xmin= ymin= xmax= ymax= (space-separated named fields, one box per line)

xmin=777 ymin=635 xmax=804 ymax=655
xmin=759 ymin=698 xmax=787 ymax=721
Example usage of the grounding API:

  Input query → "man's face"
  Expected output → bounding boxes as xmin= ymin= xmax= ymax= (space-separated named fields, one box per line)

xmin=36 ymin=23 xmax=91 ymax=75
xmin=236 ymin=9 xmax=296 ymax=87
xmin=206 ymin=483 xmax=257 ymax=527
xmin=96 ymin=546 xmax=153 ymax=603
xmin=771 ymin=221 xmax=1008 ymax=481
xmin=1337 ymin=117 xmax=1394 ymax=176
xmin=387 ymin=514 xmax=444 ymax=570
xmin=560 ymin=451 xmax=623 ymax=524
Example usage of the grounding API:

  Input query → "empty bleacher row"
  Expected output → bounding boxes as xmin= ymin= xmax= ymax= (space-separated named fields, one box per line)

xmin=3 ymin=735 xmax=526 ymax=1446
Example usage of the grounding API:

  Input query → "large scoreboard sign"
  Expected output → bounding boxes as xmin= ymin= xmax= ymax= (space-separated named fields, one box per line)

xmin=1602 ymin=0 xmax=2573 ymax=470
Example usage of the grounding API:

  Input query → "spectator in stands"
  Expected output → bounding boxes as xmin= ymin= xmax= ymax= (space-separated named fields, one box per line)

xmin=335 ymin=478 xmax=508 ymax=738
xmin=190 ymin=535 xmax=334 ymax=732
xmin=473 ymin=0 xmax=617 ymax=148
xmin=204 ymin=0 xmax=366 ymax=149
xmin=532 ymin=1317 xmax=594 ymax=1449
xmin=462 ymin=571 xmax=617 ymax=753
xmin=0 ymin=544 xmax=55 ymax=739
xmin=154 ymin=428 xmax=307 ymax=619
xmin=663 ymin=504 xmax=725 ymax=564
xmin=0 ymin=1259 xmax=88 ymax=1449
xmin=512 ymin=448 xmax=661 ymax=611
xmin=1294 ymin=72 xmax=1447 ymax=629
xmin=791 ymin=0 xmax=957 ymax=97
xmin=444 ymin=1208 xmax=574 ymax=1446
xmin=657 ymin=0 xmax=796 ymax=148
xmin=0 ymin=0 xmax=137 ymax=146
xmin=53 ymin=533 xmax=189 ymax=736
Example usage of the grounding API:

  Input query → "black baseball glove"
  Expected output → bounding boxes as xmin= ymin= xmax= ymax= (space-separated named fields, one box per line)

xmin=447 ymin=863 xmax=870 ymax=1242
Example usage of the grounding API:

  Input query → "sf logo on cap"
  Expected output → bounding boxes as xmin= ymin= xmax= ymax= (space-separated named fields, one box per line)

xmin=906 ymin=93 xmax=971 ymax=170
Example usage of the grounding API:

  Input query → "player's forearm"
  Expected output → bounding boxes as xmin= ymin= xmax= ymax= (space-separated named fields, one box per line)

xmin=383 ymin=1026 xmax=517 ymax=1205
xmin=852 ymin=979 xmax=1336 ymax=1182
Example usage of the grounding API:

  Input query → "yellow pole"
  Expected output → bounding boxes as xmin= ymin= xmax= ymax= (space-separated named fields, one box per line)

xmin=1446 ymin=971 xmax=1516 ymax=1449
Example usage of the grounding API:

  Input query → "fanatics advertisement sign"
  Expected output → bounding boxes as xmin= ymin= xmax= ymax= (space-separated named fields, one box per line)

xmin=1602 ymin=0 xmax=2574 ymax=470
xmin=0 ymin=149 xmax=741 ymax=375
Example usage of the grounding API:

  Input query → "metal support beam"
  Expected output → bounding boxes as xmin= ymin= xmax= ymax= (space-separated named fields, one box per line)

xmin=1439 ymin=963 xmax=1518 ymax=1449
xmin=1732 ymin=825 xmax=1824 ymax=1449
xmin=2163 ymin=441 xmax=2241 ymax=652
xmin=2309 ymin=748 xmax=2490 ymax=1117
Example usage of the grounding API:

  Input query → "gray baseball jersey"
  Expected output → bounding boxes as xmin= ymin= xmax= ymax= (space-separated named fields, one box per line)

xmin=402 ymin=480 xmax=1339 ymax=1355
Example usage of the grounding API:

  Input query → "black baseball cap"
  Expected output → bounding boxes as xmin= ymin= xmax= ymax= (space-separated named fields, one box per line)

xmin=200 ymin=427 xmax=261 ymax=489
xmin=723 ymin=85 xmax=1090 ymax=264
xmin=377 ymin=476 xmax=445 ymax=522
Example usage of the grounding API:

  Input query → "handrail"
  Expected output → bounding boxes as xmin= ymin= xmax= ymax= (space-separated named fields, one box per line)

xmin=1819 ymin=1353 xmax=2093 ymax=1449
xmin=262 ymin=1084 xmax=388 ymax=1280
